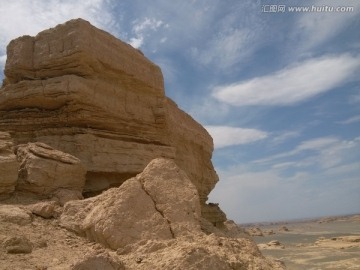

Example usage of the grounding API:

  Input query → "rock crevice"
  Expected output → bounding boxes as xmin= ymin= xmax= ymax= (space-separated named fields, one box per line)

xmin=139 ymin=179 xmax=176 ymax=239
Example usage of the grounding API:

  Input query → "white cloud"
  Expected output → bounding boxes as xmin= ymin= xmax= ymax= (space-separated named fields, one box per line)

xmin=256 ymin=136 xmax=360 ymax=171
xmin=272 ymin=130 xmax=302 ymax=145
xmin=296 ymin=137 xmax=339 ymax=152
xmin=129 ymin=17 xmax=167 ymax=48
xmin=294 ymin=0 xmax=360 ymax=53
xmin=212 ymin=54 xmax=360 ymax=106
xmin=129 ymin=37 xmax=144 ymax=49
xmin=205 ymin=125 xmax=268 ymax=149
xmin=338 ymin=115 xmax=360 ymax=125
xmin=133 ymin=18 xmax=165 ymax=32
xmin=348 ymin=91 xmax=360 ymax=104
xmin=191 ymin=28 xmax=257 ymax=70
xmin=0 ymin=0 xmax=116 ymax=53
xmin=0 ymin=55 xmax=6 ymax=75
xmin=209 ymin=136 xmax=360 ymax=223
xmin=189 ymin=1 xmax=264 ymax=71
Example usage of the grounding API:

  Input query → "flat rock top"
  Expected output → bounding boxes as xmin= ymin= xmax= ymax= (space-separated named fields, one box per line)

xmin=4 ymin=18 xmax=164 ymax=94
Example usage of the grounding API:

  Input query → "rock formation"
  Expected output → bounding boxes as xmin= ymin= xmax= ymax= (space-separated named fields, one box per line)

xmin=60 ymin=158 xmax=202 ymax=249
xmin=0 ymin=18 xmax=218 ymax=222
xmin=0 ymin=19 xmax=286 ymax=269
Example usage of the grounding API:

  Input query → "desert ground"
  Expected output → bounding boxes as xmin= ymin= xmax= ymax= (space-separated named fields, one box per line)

xmin=245 ymin=214 xmax=360 ymax=270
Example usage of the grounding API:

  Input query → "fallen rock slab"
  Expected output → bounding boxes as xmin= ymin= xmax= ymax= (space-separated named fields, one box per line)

xmin=60 ymin=177 xmax=173 ymax=249
xmin=15 ymin=142 xmax=86 ymax=194
xmin=61 ymin=158 xmax=202 ymax=249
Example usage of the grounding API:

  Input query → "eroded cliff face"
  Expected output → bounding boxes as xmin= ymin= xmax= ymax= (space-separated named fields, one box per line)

xmin=0 ymin=19 xmax=217 ymax=208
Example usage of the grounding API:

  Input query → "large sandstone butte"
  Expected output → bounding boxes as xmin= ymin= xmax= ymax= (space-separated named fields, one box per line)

xmin=0 ymin=19 xmax=221 ymax=223
xmin=0 ymin=19 xmax=286 ymax=270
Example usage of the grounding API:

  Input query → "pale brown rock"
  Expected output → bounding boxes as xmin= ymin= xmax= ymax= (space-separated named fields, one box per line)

xmin=0 ymin=132 xmax=19 ymax=194
xmin=279 ymin=225 xmax=289 ymax=232
xmin=0 ymin=205 xmax=32 ymax=225
xmin=246 ymin=227 xmax=264 ymax=237
xmin=201 ymin=202 xmax=227 ymax=228
xmin=137 ymin=158 xmax=202 ymax=237
xmin=61 ymin=158 xmax=202 ymax=249
xmin=61 ymin=177 xmax=173 ymax=249
xmin=3 ymin=235 xmax=32 ymax=254
xmin=0 ymin=19 xmax=219 ymax=222
xmin=119 ymin=234 xmax=284 ymax=270
xmin=259 ymin=240 xmax=285 ymax=250
xmin=28 ymin=201 xmax=61 ymax=219
xmin=15 ymin=142 xmax=86 ymax=194
xmin=72 ymin=253 xmax=125 ymax=270
xmin=52 ymin=188 xmax=83 ymax=206
xmin=60 ymin=158 xmax=284 ymax=269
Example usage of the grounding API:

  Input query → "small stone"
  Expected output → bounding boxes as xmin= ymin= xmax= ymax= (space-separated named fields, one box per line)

xmin=4 ymin=236 xmax=32 ymax=254
xmin=28 ymin=201 xmax=61 ymax=219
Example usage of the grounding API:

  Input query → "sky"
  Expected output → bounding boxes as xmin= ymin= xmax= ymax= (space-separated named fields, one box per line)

xmin=0 ymin=0 xmax=359 ymax=223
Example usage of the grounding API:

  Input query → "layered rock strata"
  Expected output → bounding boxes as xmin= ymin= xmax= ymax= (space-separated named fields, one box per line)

xmin=15 ymin=142 xmax=86 ymax=194
xmin=0 ymin=19 xmax=218 ymax=216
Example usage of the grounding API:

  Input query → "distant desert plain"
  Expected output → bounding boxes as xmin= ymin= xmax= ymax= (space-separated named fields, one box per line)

xmin=244 ymin=214 xmax=360 ymax=269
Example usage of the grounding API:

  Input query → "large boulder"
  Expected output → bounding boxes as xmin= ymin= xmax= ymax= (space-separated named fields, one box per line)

xmin=137 ymin=158 xmax=202 ymax=237
xmin=0 ymin=132 xmax=19 ymax=194
xmin=0 ymin=19 xmax=218 ymax=218
xmin=60 ymin=158 xmax=201 ymax=249
xmin=15 ymin=142 xmax=86 ymax=194
xmin=60 ymin=158 xmax=285 ymax=269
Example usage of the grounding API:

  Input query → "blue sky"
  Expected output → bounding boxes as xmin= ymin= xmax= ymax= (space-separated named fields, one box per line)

xmin=0 ymin=0 xmax=359 ymax=223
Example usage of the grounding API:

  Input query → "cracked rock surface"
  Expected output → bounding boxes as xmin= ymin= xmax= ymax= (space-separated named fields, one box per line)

xmin=59 ymin=158 xmax=285 ymax=269
xmin=60 ymin=158 xmax=201 ymax=249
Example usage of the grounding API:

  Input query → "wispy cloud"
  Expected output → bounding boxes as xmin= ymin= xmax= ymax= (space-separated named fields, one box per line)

xmin=129 ymin=17 xmax=168 ymax=48
xmin=272 ymin=130 xmax=302 ymax=145
xmin=212 ymin=54 xmax=360 ymax=106
xmin=293 ymin=0 xmax=360 ymax=53
xmin=205 ymin=125 xmax=268 ymax=149
xmin=189 ymin=1 xmax=264 ymax=71
xmin=191 ymin=28 xmax=257 ymax=70
xmin=209 ymin=135 xmax=360 ymax=222
xmin=0 ymin=0 xmax=116 ymax=48
xmin=256 ymin=136 xmax=360 ymax=171
xmin=338 ymin=115 xmax=360 ymax=125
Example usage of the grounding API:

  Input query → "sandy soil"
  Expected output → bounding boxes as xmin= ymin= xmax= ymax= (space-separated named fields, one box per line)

xmin=248 ymin=215 xmax=360 ymax=270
